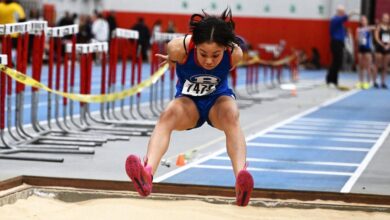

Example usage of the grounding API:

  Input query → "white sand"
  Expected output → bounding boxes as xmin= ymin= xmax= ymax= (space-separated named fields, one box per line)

xmin=1 ymin=196 xmax=390 ymax=220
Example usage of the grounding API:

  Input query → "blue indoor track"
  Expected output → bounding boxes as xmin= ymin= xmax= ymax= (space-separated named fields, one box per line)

xmin=161 ymin=89 xmax=390 ymax=192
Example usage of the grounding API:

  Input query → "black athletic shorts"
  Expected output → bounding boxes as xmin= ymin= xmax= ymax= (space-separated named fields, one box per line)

xmin=375 ymin=45 xmax=390 ymax=54
xmin=358 ymin=46 xmax=373 ymax=54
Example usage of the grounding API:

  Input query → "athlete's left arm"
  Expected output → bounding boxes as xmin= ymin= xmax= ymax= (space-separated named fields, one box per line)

xmin=155 ymin=37 xmax=185 ymax=68
xmin=230 ymin=44 xmax=243 ymax=70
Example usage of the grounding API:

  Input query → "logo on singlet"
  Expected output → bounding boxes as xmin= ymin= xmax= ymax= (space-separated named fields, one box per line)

xmin=382 ymin=33 xmax=390 ymax=43
xmin=358 ymin=31 xmax=367 ymax=46
xmin=182 ymin=74 xmax=221 ymax=96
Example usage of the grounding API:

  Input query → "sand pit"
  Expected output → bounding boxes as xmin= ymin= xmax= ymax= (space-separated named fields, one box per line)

xmin=1 ymin=195 xmax=390 ymax=220
xmin=1 ymin=186 xmax=390 ymax=220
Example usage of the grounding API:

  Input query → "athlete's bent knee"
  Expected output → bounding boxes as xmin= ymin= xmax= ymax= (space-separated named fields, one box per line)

xmin=219 ymin=108 xmax=240 ymax=128
xmin=159 ymin=107 xmax=183 ymax=124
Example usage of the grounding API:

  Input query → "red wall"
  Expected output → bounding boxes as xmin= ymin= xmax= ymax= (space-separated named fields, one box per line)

xmin=112 ymin=11 xmax=359 ymax=66
xmin=376 ymin=0 xmax=390 ymax=21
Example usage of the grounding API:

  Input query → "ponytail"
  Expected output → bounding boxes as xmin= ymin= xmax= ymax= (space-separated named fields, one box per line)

xmin=189 ymin=8 xmax=237 ymax=49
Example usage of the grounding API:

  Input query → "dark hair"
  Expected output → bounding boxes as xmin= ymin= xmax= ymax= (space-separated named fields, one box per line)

xmin=137 ymin=17 xmax=145 ymax=23
xmin=189 ymin=8 xmax=237 ymax=49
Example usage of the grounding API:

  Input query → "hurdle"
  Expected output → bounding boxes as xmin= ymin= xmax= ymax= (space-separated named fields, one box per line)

xmin=259 ymin=43 xmax=303 ymax=98
xmin=114 ymin=28 xmax=132 ymax=120
xmin=13 ymin=24 xmax=104 ymax=148
xmin=9 ymin=22 xmax=32 ymax=141
xmin=233 ymin=63 xmax=265 ymax=102
xmin=229 ymin=67 xmax=254 ymax=108
xmin=29 ymin=21 xmax=46 ymax=133
xmin=92 ymin=28 xmax=156 ymax=129
xmin=259 ymin=43 xmax=299 ymax=87
xmin=150 ymin=32 xmax=184 ymax=115
xmin=0 ymin=50 xmax=64 ymax=162
xmin=0 ymin=23 xmax=95 ymax=155
xmin=105 ymin=28 xmax=147 ymax=121
xmin=0 ymin=22 xmax=98 ymax=154
xmin=259 ymin=43 xmax=280 ymax=86
xmin=73 ymin=42 xmax=150 ymax=136
xmin=44 ymin=25 xmax=128 ymax=142
xmin=234 ymin=45 xmax=281 ymax=102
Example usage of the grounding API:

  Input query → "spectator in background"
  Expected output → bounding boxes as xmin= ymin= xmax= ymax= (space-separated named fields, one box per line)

xmin=151 ymin=19 xmax=162 ymax=45
xmin=374 ymin=13 xmax=390 ymax=89
xmin=106 ymin=11 xmax=117 ymax=40
xmin=57 ymin=11 xmax=76 ymax=57
xmin=343 ymin=28 xmax=355 ymax=72
xmin=304 ymin=47 xmax=321 ymax=70
xmin=356 ymin=15 xmax=376 ymax=89
xmin=0 ymin=0 xmax=26 ymax=58
xmin=91 ymin=11 xmax=109 ymax=42
xmin=298 ymin=47 xmax=321 ymax=70
xmin=28 ymin=8 xmax=41 ymax=20
xmin=72 ymin=13 xmax=78 ymax=25
xmin=166 ymin=20 xmax=176 ymax=33
xmin=77 ymin=15 xmax=93 ymax=43
xmin=91 ymin=11 xmax=109 ymax=63
xmin=0 ymin=0 xmax=26 ymax=24
xmin=152 ymin=19 xmax=162 ymax=34
xmin=27 ymin=8 xmax=42 ymax=63
xmin=327 ymin=5 xmax=358 ymax=89
xmin=57 ymin=11 xmax=74 ymax=26
xmin=131 ymin=17 xmax=150 ymax=61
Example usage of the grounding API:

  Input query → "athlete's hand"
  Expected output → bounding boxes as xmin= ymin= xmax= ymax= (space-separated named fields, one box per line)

xmin=155 ymin=54 xmax=176 ymax=68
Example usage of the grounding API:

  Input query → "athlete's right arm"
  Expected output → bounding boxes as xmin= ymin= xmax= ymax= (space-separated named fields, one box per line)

xmin=155 ymin=37 xmax=187 ymax=67
xmin=355 ymin=29 xmax=360 ymax=46
xmin=374 ymin=26 xmax=385 ymax=48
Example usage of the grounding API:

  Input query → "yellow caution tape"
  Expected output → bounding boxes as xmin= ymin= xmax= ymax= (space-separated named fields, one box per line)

xmin=272 ymin=55 xmax=295 ymax=66
xmin=0 ymin=64 xmax=168 ymax=103
xmin=0 ymin=54 xmax=294 ymax=103
xmin=238 ymin=54 xmax=296 ymax=67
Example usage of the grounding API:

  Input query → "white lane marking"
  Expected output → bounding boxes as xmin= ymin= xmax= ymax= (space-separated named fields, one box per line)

xmin=270 ymin=129 xmax=380 ymax=138
xmin=246 ymin=142 xmax=369 ymax=152
xmin=214 ymin=156 xmax=360 ymax=167
xmin=340 ymin=123 xmax=390 ymax=193
xmin=154 ymin=90 xmax=359 ymax=182
xmin=193 ymin=164 xmax=353 ymax=176
xmin=244 ymin=90 xmax=359 ymax=142
xmin=154 ymin=148 xmax=226 ymax=183
xmin=289 ymin=121 xmax=386 ymax=129
xmin=261 ymin=134 xmax=376 ymax=143
xmin=299 ymin=118 xmax=389 ymax=126
xmin=280 ymin=125 xmax=384 ymax=134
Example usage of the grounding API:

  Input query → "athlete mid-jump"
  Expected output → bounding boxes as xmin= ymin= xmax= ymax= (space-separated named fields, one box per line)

xmin=125 ymin=8 xmax=254 ymax=206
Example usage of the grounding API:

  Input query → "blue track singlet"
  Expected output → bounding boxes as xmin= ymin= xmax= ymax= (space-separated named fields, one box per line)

xmin=357 ymin=27 xmax=373 ymax=53
xmin=175 ymin=37 xmax=236 ymax=128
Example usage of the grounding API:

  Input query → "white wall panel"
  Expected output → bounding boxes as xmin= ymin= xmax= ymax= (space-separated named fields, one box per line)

xmin=102 ymin=0 xmax=361 ymax=20
xmin=43 ymin=0 xmax=362 ymax=21
xmin=42 ymin=0 xmax=96 ymax=21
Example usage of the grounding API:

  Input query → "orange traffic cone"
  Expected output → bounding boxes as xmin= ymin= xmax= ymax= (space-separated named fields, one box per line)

xmin=291 ymin=88 xmax=297 ymax=96
xmin=176 ymin=154 xmax=186 ymax=166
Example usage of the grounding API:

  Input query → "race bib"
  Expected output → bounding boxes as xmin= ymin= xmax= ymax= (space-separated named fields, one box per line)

xmin=358 ymin=32 xmax=367 ymax=45
xmin=382 ymin=33 xmax=390 ymax=43
xmin=182 ymin=80 xmax=216 ymax=96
